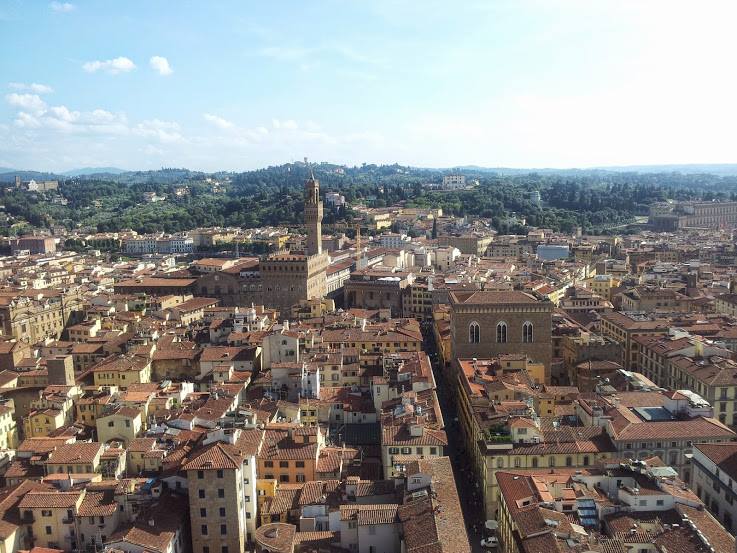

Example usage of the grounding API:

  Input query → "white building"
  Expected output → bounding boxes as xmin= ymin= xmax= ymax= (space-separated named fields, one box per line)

xmin=325 ymin=192 xmax=346 ymax=208
xmin=442 ymin=174 xmax=466 ymax=188
xmin=379 ymin=233 xmax=410 ymax=250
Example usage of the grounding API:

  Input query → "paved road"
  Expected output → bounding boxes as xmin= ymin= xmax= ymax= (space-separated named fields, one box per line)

xmin=422 ymin=325 xmax=488 ymax=553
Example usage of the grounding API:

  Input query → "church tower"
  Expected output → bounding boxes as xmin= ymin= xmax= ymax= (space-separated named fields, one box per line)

xmin=304 ymin=171 xmax=323 ymax=256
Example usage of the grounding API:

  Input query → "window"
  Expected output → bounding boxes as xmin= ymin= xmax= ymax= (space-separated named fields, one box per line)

xmin=469 ymin=322 xmax=480 ymax=344
xmin=217 ymin=469 xmax=224 ymax=478
xmin=218 ymin=489 xmax=225 ymax=498
xmin=42 ymin=510 xmax=52 ymax=517
xmin=219 ymin=507 xmax=226 ymax=517
xmin=201 ymin=525 xmax=208 ymax=536
xmin=220 ymin=524 xmax=227 ymax=535
xmin=280 ymin=475 xmax=289 ymax=482
xmin=496 ymin=322 xmax=508 ymax=343
xmin=532 ymin=457 xmax=538 ymax=468
xmin=197 ymin=470 xmax=204 ymax=479
xmin=656 ymin=499 xmax=664 ymax=506
xmin=46 ymin=526 xmax=52 ymax=535
xmin=566 ymin=456 xmax=573 ymax=467
xmin=264 ymin=461 xmax=273 ymax=468
xmin=200 ymin=508 xmax=207 ymax=517
xmin=279 ymin=461 xmax=289 ymax=468
xmin=198 ymin=490 xmax=205 ymax=499
xmin=296 ymin=474 xmax=305 ymax=483
xmin=296 ymin=461 xmax=305 ymax=468
xmin=522 ymin=322 xmax=534 ymax=343
xmin=222 ymin=547 xmax=229 ymax=553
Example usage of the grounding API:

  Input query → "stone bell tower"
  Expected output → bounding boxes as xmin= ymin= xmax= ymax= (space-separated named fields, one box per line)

xmin=304 ymin=169 xmax=323 ymax=257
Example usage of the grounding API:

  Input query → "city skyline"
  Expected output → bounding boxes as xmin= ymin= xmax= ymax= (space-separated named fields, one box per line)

xmin=3 ymin=1 xmax=737 ymax=172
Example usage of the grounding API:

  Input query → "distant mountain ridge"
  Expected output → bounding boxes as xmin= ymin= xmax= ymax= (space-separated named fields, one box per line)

xmin=62 ymin=167 xmax=128 ymax=176
xmin=2 ymin=162 xmax=737 ymax=184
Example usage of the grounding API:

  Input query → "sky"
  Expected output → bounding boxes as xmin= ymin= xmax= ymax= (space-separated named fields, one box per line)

xmin=2 ymin=0 xmax=737 ymax=172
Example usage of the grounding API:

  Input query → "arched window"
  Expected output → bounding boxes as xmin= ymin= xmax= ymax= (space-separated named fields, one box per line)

xmin=469 ymin=322 xmax=480 ymax=344
xmin=531 ymin=457 xmax=538 ymax=468
xmin=496 ymin=322 xmax=507 ymax=343
xmin=523 ymin=321 xmax=534 ymax=343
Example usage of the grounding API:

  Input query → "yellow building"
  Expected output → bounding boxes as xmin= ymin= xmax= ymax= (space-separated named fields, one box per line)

xmin=96 ymin=406 xmax=143 ymax=447
xmin=126 ymin=437 xmax=159 ymax=475
xmin=0 ymin=401 xmax=18 ymax=449
xmin=583 ymin=274 xmax=622 ymax=301
xmin=24 ymin=408 xmax=66 ymax=438
xmin=45 ymin=442 xmax=104 ymax=474
xmin=298 ymin=399 xmax=319 ymax=427
xmin=75 ymin=393 xmax=115 ymax=427
xmin=18 ymin=489 xmax=84 ymax=550
xmin=92 ymin=354 xmax=151 ymax=389
xmin=257 ymin=478 xmax=279 ymax=525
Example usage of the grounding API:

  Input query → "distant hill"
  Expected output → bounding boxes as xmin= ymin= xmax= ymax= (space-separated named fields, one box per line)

xmin=0 ymin=170 xmax=65 ymax=183
xmin=62 ymin=167 xmax=127 ymax=176
xmin=593 ymin=164 xmax=737 ymax=176
xmin=453 ymin=163 xmax=737 ymax=177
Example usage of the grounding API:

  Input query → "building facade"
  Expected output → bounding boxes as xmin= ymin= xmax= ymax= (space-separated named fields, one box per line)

xmin=450 ymin=290 xmax=553 ymax=381
xmin=261 ymin=174 xmax=329 ymax=315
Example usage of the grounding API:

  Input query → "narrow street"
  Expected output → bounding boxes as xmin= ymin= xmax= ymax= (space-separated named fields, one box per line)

xmin=422 ymin=324 xmax=487 ymax=553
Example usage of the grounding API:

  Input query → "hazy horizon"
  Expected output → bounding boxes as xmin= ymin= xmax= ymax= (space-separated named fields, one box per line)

xmin=3 ymin=1 xmax=737 ymax=172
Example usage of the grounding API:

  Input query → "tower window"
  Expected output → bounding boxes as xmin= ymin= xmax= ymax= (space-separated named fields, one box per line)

xmin=496 ymin=322 xmax=508 ymax=343
xmin=523 ymin=322 xmax=534 ymax=343
xmin=469 ymin=322 xmax=480 ymax=344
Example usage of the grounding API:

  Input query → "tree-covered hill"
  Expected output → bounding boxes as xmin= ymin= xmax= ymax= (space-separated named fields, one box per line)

xmin=2 ymin=162 xmax=737 ymax=236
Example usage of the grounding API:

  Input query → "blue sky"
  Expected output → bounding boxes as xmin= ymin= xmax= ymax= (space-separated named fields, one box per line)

xmin=2 ymin=1 xmax=737 ymax=172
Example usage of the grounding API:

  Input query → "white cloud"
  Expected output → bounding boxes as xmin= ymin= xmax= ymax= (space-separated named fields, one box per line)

xmin=50 ymin=2 xmax=75 ymax=13
xmin=272 ymin=118 xmax=298 ymax=130
xmin=6 ymin=92 xmax=128 ymax=135
xmin=14 ymin=112 xmax=42 ymax=129
xmin=82 ymin=57 xmax=136 ymax=74
xmin=134 ymin=119 xmax=184 ymax=143
xmin=8 ymin=82 xmax=54 ymax=94
xmin=5 ymin=93 xmax=47 ymax=113
xmin=149 ymin=56 xmax=173 ymax=76
xmin=203 ymin=113 xmax=234 ymax=130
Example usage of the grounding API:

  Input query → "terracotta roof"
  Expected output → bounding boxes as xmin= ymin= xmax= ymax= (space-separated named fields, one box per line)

xmin=450 ymin=290 xmax=544 ymax=305
xmin=46 ymin=442 xmax=103 ymax=464
xmin=340 ymin=504 xmax=399 ymax=525
xmin=400 ymin=457 xmax=471 ymax=553
xmin=77 ymin=489 xmax=117 ymax=517
xmin=182 ymin=441 xmax=246 ymax=471
xmin=19 ymin=490 xmax=82 ymax=509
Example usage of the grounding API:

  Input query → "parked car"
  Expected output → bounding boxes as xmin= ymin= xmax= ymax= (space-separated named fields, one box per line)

xmin=481 ymin=537 xmax=499 ymax=548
